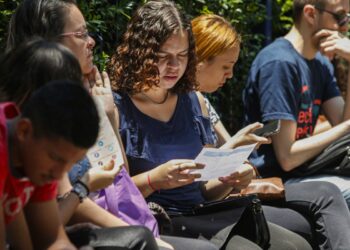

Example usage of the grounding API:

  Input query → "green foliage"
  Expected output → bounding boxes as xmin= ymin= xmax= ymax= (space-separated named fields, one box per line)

xmin=0 ymin=0 xmax=19 ymax=51
xmin=0 ymin=0 xmax=294 ymax=133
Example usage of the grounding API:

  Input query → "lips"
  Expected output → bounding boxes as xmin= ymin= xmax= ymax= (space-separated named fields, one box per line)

xmin=164 ymin=75 xmax=178 ymax=81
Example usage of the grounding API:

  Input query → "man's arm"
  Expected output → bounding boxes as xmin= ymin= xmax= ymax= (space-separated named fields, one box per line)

xmin=317 ymin=29 xmax=350 ymax=122
xmin=272 ymin=119 xmax=350 ymax=171
xmin=322 ymin=97 xmax=346 ymax=125
xmin=24 ymin=200 xmax=75 ymax=250
xmin=59 ymin=174 xmax=128 ymax=227
xmin=0 ymin=206 xmax=5 ymax=250
xmin=6 ymin=210 xmax=33 ymax=250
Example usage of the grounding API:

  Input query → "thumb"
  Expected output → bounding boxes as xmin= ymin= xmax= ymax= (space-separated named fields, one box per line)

xmin=101 ymin=160 xmax=114 ymax=171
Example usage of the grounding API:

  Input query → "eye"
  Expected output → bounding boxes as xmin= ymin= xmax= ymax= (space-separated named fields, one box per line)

xmin=157 ymin=54 xmax=168 ymax=60
xmin=48 ymin=152 xmax=64 ymax=163
xmin=178 ymin=53 xmax=188 ymax=57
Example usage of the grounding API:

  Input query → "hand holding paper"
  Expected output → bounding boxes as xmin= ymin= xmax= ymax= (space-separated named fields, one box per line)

xmin=193 ymin=144 xmax=257 ymax=181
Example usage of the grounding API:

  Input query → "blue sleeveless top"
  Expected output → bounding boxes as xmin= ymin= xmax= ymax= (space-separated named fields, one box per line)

xmin=114 ymin=91 xmax=215 ymax=209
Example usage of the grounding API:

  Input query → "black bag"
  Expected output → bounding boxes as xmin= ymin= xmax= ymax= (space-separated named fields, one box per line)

xmin=151 ymin=195 xmax=270 ymax=250
xmin=216 ymin=197 xmax=270 ymax=250
xmin=292 ymin=133 xmax=350 ymax=177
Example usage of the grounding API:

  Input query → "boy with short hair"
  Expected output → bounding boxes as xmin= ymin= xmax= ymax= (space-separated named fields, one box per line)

xmin=0 ymin=81 xmax=99 ymax=249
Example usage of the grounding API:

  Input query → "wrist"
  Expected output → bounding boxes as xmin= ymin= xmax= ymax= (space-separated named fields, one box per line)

xmin=71 ymin=180 xmax=90 ymax=203
xmin=147 ymin=171 xmax=160 ymax=193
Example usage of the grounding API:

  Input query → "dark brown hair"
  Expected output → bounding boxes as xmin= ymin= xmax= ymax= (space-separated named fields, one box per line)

xmin=108 ymin=0 xmax=197 ymax=94
xmin=293 ymin=0 xmax=327 ymax=23
xmin=6 ymin=0 xmax=77 ymax=52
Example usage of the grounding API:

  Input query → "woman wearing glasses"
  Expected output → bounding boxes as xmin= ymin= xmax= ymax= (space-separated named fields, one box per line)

xmin=6 ymin=1 xmax=221 ymax=249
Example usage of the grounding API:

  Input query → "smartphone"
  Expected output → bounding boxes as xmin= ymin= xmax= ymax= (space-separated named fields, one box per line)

xmin=253 ymin=120 xmax=281 ymax=137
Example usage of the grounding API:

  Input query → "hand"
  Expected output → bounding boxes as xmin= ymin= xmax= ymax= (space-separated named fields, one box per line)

xmin=80 ymin=160 xmax=121 ymax=192
xmin=84 ymin=66 xmax=115 ymax=117
xmin=155 ymin=238 xmax=174 ymax=250
xmin=223 ymin=122 xmax=271 ymax=149
xmin=150 ymin=160 xmax=205 ymax=190
xmin=218 ymin=163 xmax=254 ymax=190
xmin=47 ymin=240 xmax=77 ymax=250
xmin=315 ymin=29 xmax=350 ymax=61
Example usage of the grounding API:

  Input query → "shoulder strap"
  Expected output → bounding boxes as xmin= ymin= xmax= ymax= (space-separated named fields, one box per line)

xmin=193 ymin=91 xmax=209 ymax=117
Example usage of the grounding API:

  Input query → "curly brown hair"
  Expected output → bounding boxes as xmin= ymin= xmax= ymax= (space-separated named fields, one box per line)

xmin=108 ymin=0 xmax=197 ymax=94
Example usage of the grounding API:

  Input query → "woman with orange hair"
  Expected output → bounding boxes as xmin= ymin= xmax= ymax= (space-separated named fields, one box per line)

xmin=192 ymin=13 xmax=350 ymax=249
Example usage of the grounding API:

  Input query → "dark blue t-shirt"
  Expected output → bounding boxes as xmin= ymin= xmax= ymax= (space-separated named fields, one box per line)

xmin=243 ymin=38 xmax=340 ymax=179
xmin=114 ymin=91 xmax=215 ymax=209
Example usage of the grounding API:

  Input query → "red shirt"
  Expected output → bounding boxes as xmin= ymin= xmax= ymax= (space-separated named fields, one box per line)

xmin=0 ymin=103 xmax=57 ymax=224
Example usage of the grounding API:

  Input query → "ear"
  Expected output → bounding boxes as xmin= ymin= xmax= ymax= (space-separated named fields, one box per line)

xmin=196 ymin=61 xmax=205 ymax=71
xmin=303 ymin=4 xmax=317 ymax=25
xmin=16 ymin=118 xmax=33 ymax=142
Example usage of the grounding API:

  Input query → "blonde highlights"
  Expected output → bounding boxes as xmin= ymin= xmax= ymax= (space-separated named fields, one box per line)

xmin=192 ymin=14 xmax=241 ymax=63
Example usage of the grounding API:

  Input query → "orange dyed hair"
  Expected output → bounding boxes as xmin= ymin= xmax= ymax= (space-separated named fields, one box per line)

xmin=192 ymin=14 xmax=241 ymax=63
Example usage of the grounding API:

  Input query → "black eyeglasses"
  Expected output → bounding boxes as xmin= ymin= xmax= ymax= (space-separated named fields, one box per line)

xmin=315 ymin=6 xmax=350 ymax=26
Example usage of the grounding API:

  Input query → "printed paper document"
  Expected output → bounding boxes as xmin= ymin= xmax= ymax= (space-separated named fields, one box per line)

xmin=193 ymin=144 xmax=257 ymax=181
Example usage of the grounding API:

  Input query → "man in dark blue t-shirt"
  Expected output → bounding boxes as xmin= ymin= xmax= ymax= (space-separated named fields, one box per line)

xmin=243 ymin=0 xmax=350 ymax=206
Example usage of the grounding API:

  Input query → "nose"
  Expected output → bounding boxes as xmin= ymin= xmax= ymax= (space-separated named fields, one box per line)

xmin=339 ymin=23 xmax=349 ymax=33
xmin=167 ymin=56 xmax=179 ymax=68
xmin=226 ymin=69 xmax=234 ymax=80
xmin=87 ymin=35 xmax=96 ymax=49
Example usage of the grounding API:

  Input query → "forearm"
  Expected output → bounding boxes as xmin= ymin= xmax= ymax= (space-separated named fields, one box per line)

xmin=132 ymin=171 xmax=156 ymax=198
xmin=343 ymin=70 xmax=350 ymax=121
xmin=47 ymin=226 xmax=76 ymax=250
xmin=69 ymin=198 xmax=129 ymax=227
xmin=201 ymin=180 xmax=232 ymax=201
xmin=276 ymin=120 xmax=350 ymax=171
xmin=0 ymin=207 xmax=6 ymax=250
xmin=58 ymin=192 xmax=80 ymax=225
xmin=6 ymin=211 xmax=33 ymax=250
xmin=214 ymin=121 xmax=231 ymax=147
xmin=107 ymin=107 xmax=130 ymax=173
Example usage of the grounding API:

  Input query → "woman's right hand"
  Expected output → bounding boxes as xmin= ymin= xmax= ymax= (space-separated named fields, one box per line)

xmin=222 ymin=122 xmax=271 ymax=149
xmin=79 ymin=160 xmax=121 ymax=192
xmin=149 ymin=160 xmax=205 ymax=190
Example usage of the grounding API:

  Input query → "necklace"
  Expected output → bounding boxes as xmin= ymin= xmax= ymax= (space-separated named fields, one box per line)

xmin=140 ymin=91 xmax=169 ymax=104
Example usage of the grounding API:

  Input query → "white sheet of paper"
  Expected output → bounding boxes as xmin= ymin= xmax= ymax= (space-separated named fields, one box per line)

xmin=86 ymin=97 xmax=124 ymax=170
xmin=193 ymin=144 xmax=257 ymax=181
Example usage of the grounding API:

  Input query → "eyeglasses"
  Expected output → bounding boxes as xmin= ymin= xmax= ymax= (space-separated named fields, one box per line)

xmin=59 ymin=30 xmax=90 ymax=40
xmin=315 ymin=6 xmax=350 ymax=26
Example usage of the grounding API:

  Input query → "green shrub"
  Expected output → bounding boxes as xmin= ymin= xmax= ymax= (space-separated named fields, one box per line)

xmin=0 ymin=0 xmax=295 ymax=133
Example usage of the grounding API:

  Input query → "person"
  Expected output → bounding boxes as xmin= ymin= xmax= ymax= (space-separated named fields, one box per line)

xmin=0 ymin=38 xmax=164 ymax=250
xmin=108 ymin=1 xmax=312 ymax=249
xmin=0 ymin=78 xmax=99 ymax=250
xmin=242 ymin=0 xmax=350 ymax=208
xmin=6 ymin=1 xmax=218 ymax=249
xmin=192 ymin=13 xmax=350 ymax=249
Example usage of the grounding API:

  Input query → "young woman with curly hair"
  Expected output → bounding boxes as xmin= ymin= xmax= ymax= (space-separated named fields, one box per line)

xmin=108 ymin=1 xmax=311 ymax=249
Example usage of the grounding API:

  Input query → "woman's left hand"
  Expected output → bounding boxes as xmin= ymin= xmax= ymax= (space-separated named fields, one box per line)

xmin=222 ymin=122 xmax=271 ymax=149
xmin=84 ymin=66 xmax=115 ymax=116
xmin=218 ymin=163 xmax=254 ymax=190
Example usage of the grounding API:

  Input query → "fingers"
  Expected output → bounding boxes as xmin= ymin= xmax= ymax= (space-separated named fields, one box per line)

xmin=314 ymin=29 xmax=339 ymax=41
xmin=102 ymin=71 xmax=111 ymax=89
xmin=83 ymin=77 xmax=91 ymax=92
xmin=247 ymin=122 xmax=263 ymax=132
xmin=101 ymin=160 xmax=114 ymax=171
xmin=94 ymin=66 xmax=104 ymax=87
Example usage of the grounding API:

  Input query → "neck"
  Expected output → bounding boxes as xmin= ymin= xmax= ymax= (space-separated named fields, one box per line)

xmin=7 ymin=119 xmax=24 ymax=175
xmin=138 ymin=88 xmax=170 ymax=105
xmin=284 ymin=25 xmax=318 ymax=60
